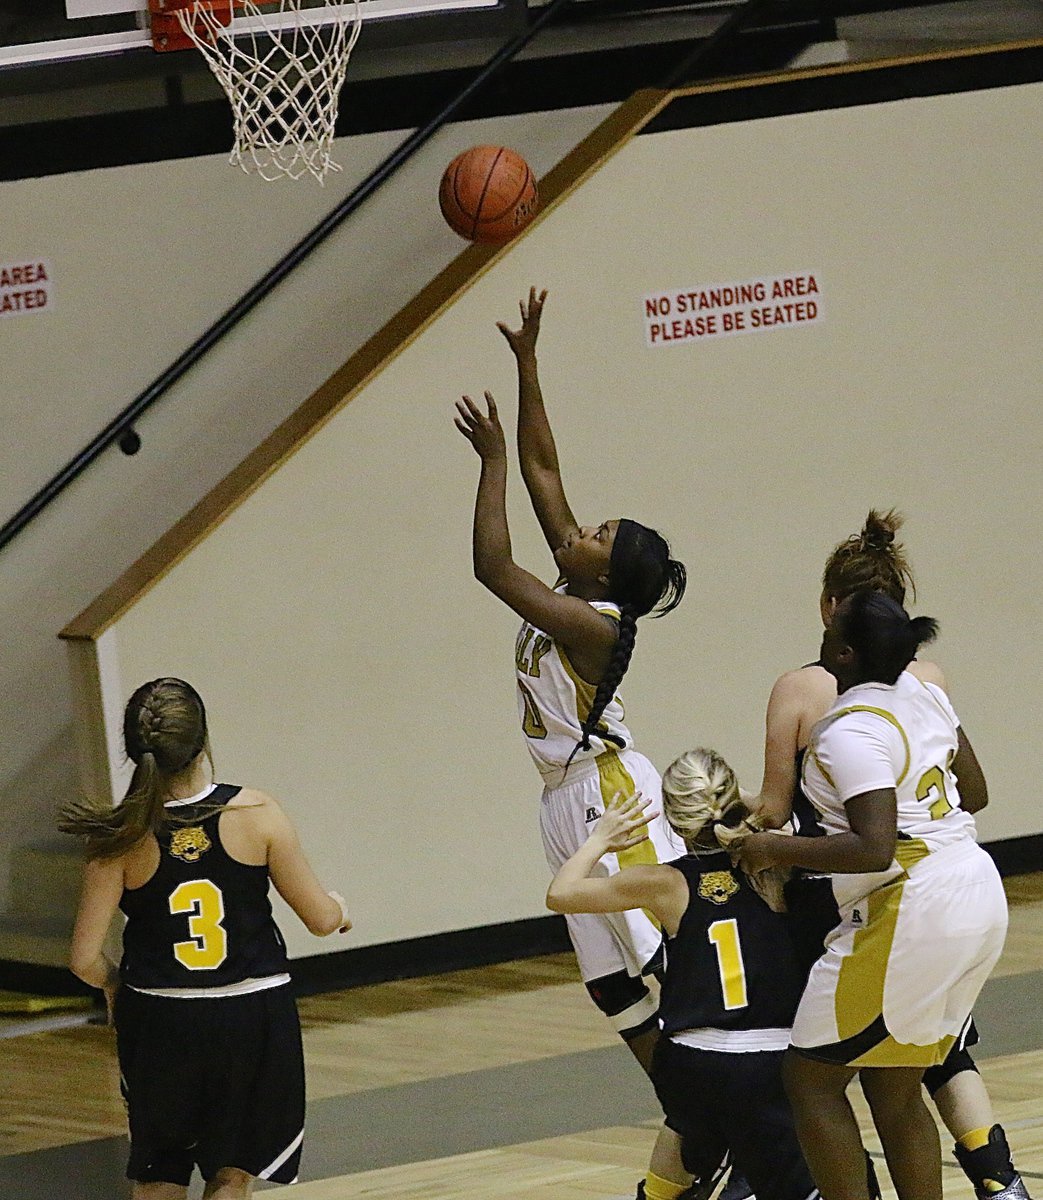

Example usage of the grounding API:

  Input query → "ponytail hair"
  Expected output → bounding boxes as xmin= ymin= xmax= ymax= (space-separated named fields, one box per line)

xmin=662 ymin=747 xmax=790 ymax=911
xmin=661 ymin=747 xmax=742 ymax=849
xmin=836 ymin=591 xmax=938 ymax=685
xmin=566 ymin=519 xmax=686 ymax=765
xmin=822 ymin=509 xmax=915 ymax=606
xmin=59 ymin=678 xmax=210 ymax=859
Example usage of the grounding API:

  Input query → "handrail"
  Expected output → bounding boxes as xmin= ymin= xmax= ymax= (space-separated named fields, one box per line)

xmin=0 ymin=0 xmax=576 ymax=555
xmin=659 ymin=0 xmax=777 ymax=87
xmin=0 ymin=0 xmax=768 ymax=557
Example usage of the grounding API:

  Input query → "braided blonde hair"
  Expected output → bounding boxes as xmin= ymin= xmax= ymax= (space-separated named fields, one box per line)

xmin=661 ymin=747 xmax=742 ymax=851
xmin=661 ymin=747 xmax=790 ymax=911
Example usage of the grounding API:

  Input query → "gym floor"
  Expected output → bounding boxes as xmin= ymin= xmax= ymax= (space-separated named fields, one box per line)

xmin=1 ymin=873 xmax=1041 ymax=1199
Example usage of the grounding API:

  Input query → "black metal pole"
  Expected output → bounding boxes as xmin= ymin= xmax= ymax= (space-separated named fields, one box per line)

xmin=0 ymin=0 xmax=574 ymax=556
xmin=659 ymin=0 xmax=777 ymax=88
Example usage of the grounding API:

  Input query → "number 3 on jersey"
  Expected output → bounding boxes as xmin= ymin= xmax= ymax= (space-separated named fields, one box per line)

xmin=708 ymin=918 xmax=748 ymax=1010
xmin=916 ymin=764 xmax=954 ymax=821
xmin=169 ymin=879 xmax=228 ymax=970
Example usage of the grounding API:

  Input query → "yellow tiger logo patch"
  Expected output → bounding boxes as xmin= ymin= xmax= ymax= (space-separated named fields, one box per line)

xmin=698 ymin=870 xmax=739 ymax=905
xmin=169 ymin=826 xmax=211 ymax=863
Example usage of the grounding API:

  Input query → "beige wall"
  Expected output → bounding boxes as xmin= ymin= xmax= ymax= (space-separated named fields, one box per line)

xmin=88 ymin=78 xmax=1043 ymax=959
xmin=0 ymin=105 xmax=613 ymax=913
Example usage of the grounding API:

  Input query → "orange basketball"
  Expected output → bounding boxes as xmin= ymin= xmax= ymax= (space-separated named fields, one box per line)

xmin=439 ymin=145 xmax=539 ymax=245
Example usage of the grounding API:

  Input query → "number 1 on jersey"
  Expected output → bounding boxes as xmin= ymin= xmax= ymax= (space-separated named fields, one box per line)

xmin=169 ymin=879 xmax=228 ymax=970
xmin=708 ymin=918 xmax=748 ymax=1010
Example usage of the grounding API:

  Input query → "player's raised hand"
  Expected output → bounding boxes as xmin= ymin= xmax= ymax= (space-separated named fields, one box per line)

xmin=592 ymin=791 xmax=657 ymax=853
xmin=497 ymin=286 xmax=547 ymax=361
xmin=455 ymin=392 xmax=507 ymax=462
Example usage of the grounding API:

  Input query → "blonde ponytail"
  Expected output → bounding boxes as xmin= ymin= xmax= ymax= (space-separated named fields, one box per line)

xmin=661 ymin=747 xmax=790 ymax=912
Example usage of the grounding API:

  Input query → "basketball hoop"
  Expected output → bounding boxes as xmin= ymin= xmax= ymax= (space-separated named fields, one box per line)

xmin=151 ymin=0 xmax=362 ymax=183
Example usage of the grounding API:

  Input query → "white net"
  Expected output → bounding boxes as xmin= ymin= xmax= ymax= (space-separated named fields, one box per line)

xmin=175 ymin=0 xmax=363 ymax=182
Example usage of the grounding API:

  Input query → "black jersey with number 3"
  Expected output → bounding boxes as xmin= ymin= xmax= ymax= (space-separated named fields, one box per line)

xmin=119 ymin=784 xmax=288 ymax=990
xmin=658 ymin=851 xmax=805 ymax=1036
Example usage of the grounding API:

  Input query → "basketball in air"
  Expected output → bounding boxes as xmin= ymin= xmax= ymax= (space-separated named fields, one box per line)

xmin=439 ymin=145 xmax=539 ymax=245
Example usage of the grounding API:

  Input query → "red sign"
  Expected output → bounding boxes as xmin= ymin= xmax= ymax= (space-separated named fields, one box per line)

xmin=644 ymin=272 xmax=821 ymax=348
xmin=1 ymin=260 xmax=52 ymax=318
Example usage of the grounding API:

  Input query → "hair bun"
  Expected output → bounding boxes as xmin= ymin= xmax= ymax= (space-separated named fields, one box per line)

xmin=860 ymin=509 xmax=900 ymax=553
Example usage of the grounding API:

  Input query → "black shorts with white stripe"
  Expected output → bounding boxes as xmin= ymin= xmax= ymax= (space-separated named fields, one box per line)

xmin=116 ymin=982 xmax=305 ymax=1186
xmin=652 ymin=1039 xmax=819 ymax=1200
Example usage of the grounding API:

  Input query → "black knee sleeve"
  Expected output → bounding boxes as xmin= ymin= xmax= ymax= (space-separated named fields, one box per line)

xmin=923 ymin=1047 xmax=979 ymax=1096
xmin=585 ymin=969 xmax=658 ymax=1039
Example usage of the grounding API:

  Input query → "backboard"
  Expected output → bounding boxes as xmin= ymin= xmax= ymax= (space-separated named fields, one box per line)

xmin=0 ymin=0 xmax=500 ymax=68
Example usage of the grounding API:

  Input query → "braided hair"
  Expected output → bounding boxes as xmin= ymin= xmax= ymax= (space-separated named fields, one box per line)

xmin=570 ymin=519 xmax=686 ymax=762
xmin=60 ymin=678 xmax=211 ymax=859
xmin=661 ymin=747 xmax=789 ymax=910
xmin=661 ymin=747 xmax=742 ymax=850
xmin=822 ymin=509 xmax=915 ymax=606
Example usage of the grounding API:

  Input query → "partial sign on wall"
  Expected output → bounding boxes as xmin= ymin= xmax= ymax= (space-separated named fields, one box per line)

xmin=1 ymin=259 xmax=53 ymax=318
xmin=643 ymin=271 xmax=822 ymax=347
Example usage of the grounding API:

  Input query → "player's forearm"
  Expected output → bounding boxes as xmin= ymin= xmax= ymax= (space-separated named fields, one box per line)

xmin=770 ymin=829 xmax=894 ymax=874
xmin=515 ymin=357 xmax=561 ymax=478
xmin=546 ymin=838 xmax=610 ymax=912
xmin=472 ymin=458 xmax=513 ymax=584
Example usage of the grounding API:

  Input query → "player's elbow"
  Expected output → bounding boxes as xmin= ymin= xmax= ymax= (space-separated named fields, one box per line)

xmin=69 ymin=953 xmax=104 ymax=989
xmin=860 ymin=841 xmax=896 ymax=873
xmin=306 ymin=914 xmax=340 ymax=937
xmin=962 ymin=781 xmax=988 ymax=814
xmin=473 ymin=555 xmax=507 ymax=590
xmin=545 ymin=883 xmax=569 ymax=913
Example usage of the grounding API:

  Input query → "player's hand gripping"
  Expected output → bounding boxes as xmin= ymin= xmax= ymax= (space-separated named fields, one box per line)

xmin=455 ymin=391 xmax=507 ymax=463
xmin=733 ymin=830 xmax=785 ymax=875
xmin=590 ymin=790 xmax=657 ymax=854
xmin=497 ymin=286 xmax=547 ymax=362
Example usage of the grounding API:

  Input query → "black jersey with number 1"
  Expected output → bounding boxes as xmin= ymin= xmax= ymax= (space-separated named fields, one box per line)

xmin=658 ymin=851 xmax=805 ymax=1036
xmin=119 ymin=784 xmax=288 ymax=990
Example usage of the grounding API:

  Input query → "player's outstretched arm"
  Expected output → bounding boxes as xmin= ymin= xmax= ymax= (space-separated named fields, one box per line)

xmin=262 ymin=798 xmax=352 ymax=937
xmin=497 ymin=287 xmax=579 ymax=555
xmin=737 ymin=790 xmax=897 ymax=876
xmin=455 ymin=391 xmax=616 ymax=658
xmin=547 ymin=794 xmax=687 ymax=932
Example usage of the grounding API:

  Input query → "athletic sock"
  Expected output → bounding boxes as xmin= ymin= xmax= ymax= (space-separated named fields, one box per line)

xmin=642 ymin=1171 xmax=687 ymax=1200
xmin=954 ymin=1124 xmax=1018 ymax=1193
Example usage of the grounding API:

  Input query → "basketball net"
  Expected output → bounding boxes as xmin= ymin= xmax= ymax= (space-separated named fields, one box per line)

xmin=174 ymin=0 xmax=363 ymax=183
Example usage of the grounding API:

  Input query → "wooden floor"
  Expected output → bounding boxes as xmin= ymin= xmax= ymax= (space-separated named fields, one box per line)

xmin=1 ymin=874 xmax=1041 ymax=1199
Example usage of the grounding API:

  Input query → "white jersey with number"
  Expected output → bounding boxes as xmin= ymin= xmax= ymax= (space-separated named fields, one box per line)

xmin=801 ymin=671 xmax=978 ymax=913
xmin=515 ymin=587 xmax=633 ymax=788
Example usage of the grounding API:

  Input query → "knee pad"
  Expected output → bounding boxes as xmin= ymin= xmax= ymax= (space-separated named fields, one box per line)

xmin=585 ymin=969 xmax=658 ymax=1039
xmin=923 ymin=1047 xmax=979 ymax=1096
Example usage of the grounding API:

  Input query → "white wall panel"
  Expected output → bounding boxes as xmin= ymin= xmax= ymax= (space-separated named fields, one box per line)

xmin=93 ymin=78 xmax=1042 ymax=957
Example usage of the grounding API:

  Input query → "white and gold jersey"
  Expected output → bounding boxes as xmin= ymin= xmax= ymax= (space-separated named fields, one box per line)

xmin=801 ymin=671 xmax=978 ymax=911
xmin=516 ymin=588 xmax=633 ymax=788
